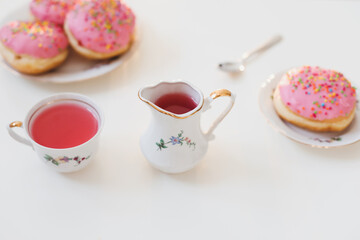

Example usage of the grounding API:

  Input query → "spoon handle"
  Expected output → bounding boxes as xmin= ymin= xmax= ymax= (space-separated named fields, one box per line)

xmin=242 ymin=34 xmax=282 ymax=62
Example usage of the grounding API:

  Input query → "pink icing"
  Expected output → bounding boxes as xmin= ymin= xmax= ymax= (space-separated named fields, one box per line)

xmin=30 ymin=0 xmax=75 ymax=25
xmin=279 ymin=66 xmax=357 ymax=121
xmin=0 ymin=21 xmax=68 ymax=58
xmin=66 ymin=0 xmax=135 ymax=53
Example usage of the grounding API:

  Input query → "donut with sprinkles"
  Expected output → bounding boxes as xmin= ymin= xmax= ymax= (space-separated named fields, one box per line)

xmin=0 ymin=20 xmax=69 ymax=74
xmin=64 ymin=0 xmax=135 ymax=59
xmin=30 ymin=0 xmax=76 ymax=25
xmin=273 ymin=66 xmax=357 ymax=132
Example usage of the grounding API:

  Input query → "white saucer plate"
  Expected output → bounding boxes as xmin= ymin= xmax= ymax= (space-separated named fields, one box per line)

xmin=258 ymin=71 xmax=360 ymax=148
xmin=0 ymin=5 xmax=138 ymax=83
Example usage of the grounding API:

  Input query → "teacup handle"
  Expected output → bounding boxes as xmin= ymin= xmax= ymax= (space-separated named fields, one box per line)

xmin=7 ymin=121 xmax=33 ymax=148
xmin=203 ymin=89 xmax=235 ymax=140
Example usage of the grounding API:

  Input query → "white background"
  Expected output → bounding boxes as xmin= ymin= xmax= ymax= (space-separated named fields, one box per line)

xmin=1 ymin=0 xmax=360 ymax=239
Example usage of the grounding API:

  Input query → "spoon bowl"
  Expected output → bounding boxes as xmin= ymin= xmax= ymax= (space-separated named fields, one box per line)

xmin=218 ymin=62 xmax=246 ymax=73
xmin=218 ymin=35 xmax=282 ymax=73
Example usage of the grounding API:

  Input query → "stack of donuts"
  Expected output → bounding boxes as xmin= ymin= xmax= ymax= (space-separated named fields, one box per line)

xmin=0 ymin=0 xmax=136 ymax=74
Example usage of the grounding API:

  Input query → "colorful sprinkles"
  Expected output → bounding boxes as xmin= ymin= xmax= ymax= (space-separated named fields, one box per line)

xmin=31 ymin=0 xmax=75 ymax=25
xmin=0 ymin=20 xmax=68 ymax=58
xmin=67 ymin=0 xmax=135 ymax=53
xmin=280 ymin=66 xmax=356 ymax=120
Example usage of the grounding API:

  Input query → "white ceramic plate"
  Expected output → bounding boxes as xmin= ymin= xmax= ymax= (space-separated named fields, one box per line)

xmin=259 ymin=70 xmax=360 ymax=148
xmin=0 ymin=5 xmax=138 ymax=83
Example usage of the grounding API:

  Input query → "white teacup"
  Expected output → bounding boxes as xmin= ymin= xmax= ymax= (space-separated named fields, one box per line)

xmin=7 ymin=93 xmax=104 ymax=173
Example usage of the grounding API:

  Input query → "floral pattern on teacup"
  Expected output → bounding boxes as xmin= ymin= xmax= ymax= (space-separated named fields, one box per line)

xmin=156 ymin=130 xmax=196 ymax=151
xmin=44 ymin=154 xmax=91 ymax=166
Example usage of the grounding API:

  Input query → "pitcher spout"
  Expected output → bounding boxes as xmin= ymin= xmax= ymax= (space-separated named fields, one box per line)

xmin=138 ymin=80 xmax=204 ymax=119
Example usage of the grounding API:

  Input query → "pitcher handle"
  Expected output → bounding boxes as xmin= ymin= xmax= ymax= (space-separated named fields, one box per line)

xmin=7 ymin=121 xmax=33 ymax=148
xmin=203 ymin=89 xmax=235 ymax=141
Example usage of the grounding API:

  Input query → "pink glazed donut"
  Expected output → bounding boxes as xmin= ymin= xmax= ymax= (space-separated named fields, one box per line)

xmin=64 ymin=0 xmax=136 ymax=60
xmin=30 ymin=0 xmax=75 ymax=25
xmin=0 ymin=20 xmax=69 ymax=74
xmin=273 ymin=66 xmax=357 ymax=132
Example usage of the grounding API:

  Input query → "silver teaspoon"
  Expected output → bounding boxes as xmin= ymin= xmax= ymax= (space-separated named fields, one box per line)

xmin=218 ymin=35 xmax=282 ymax=73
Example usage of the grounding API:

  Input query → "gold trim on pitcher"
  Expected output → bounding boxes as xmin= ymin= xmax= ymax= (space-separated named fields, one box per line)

xmin=138 ymin=91 xmax=204 ymax=119
xmin=210 ymin=89 xmax=232 ymax=100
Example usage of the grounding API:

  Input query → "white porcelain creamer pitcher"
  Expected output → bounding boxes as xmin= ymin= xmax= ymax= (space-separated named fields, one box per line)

xmin=138 ymin=80 xmax=235 ymax=173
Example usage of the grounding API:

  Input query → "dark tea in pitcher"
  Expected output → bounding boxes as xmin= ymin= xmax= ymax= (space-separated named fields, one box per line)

xmin=154 ymin=93 xmax=198 ymax=114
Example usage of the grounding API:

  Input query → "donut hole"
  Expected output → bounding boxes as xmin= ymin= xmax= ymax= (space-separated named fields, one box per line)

xmin=15 ymin=55 xmax=22 ymax=60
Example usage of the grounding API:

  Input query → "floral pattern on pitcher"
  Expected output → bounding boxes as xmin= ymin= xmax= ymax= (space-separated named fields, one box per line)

xmin=44 ymin=154 xmax=91 ymax=166
xmin=156 ymin=130 xmax=196 ymax=151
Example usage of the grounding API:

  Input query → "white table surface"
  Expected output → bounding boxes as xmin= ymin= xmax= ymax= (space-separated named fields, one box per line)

xmin=1 ymin=0 xmax=360 ymax=239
